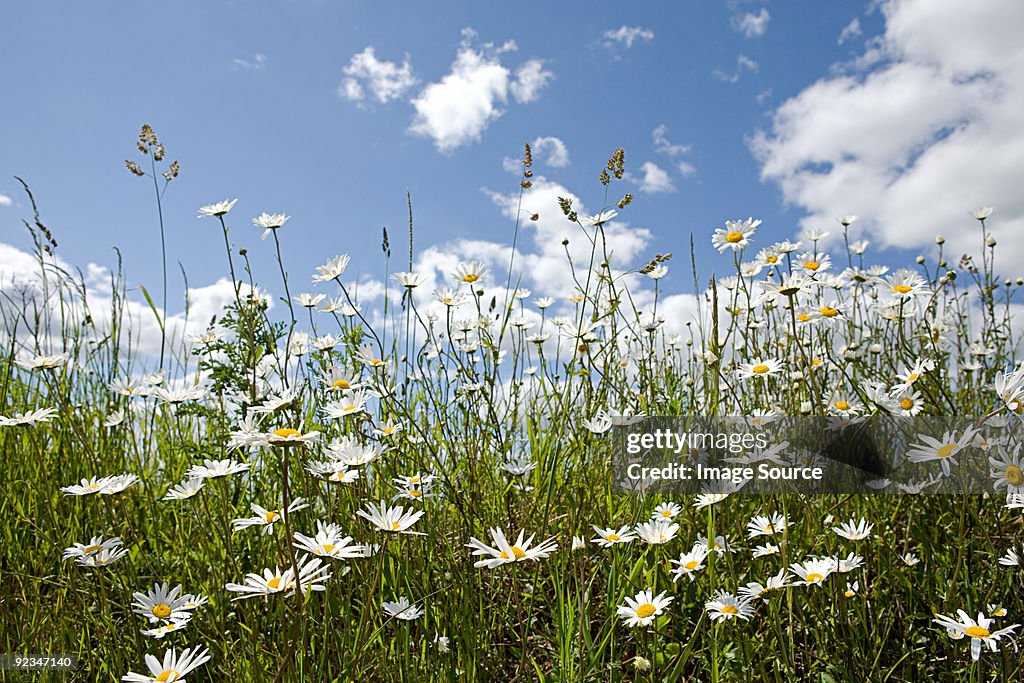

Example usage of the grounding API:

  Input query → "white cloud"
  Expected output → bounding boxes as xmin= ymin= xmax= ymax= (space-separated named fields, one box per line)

xmin=713 ymin=54 xmax=759 ymax=83
xmin=232 ymin=53 xmax=266 ymax=70
xmin=532 ymin=136 xmax=570 ymax=168
xmin=340 ymin=47 xmax=417 ymax=104
xmin=750 ymin=0 xmax=1024 ymax=269
xmin=409 ymin=38 xmax=552 ymax=152
xmin=731 ymin=8 xmax=771 ymax=37
xmin=601 ymin=25 xmax=655 ymax=50
xmin=838 ymin=18 xmax=863 ymax=45
xmin=510 ymin=59 xmax=554 ymax=103
xmin=652 ymin=124 xmax=696 ymax=178
xmin=0 ymin=193 xmax=12 ymax=207
xmin=629 ymin=161 xmax=676 ymax=194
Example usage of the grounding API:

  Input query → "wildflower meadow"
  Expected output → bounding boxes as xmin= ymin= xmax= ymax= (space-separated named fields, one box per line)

xmin=3 ymin=128 xmax=1024 ymax=682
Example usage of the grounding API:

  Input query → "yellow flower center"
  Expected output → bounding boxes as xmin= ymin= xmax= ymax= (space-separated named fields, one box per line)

xmin=811 ymin=358 xmax=822 ymax=366
xmin=152 ymin=603 xmax=172 ymax=618
xmin=906 ymin=373 xmax=919 ymax=382
xmin=892 ymin=284 xmax=912 ymax=294
xmin=964 ymin=626 xmax=991 ymax=639
xmin=684 ymin=560 xmax=699 ymax=570
xmin=835 ymin=401 xmax=850 ymax=411
xmin=725 ymin=231 xmax=744 ymax=243
xmin=82 ymin=544 xmax=102 ymax=554
xmin=844 ymin=590 xmax=855 ymax=598
xmin=752 ymin=364 xmax=770 ymax=374
xmin=606 ymin=534 xmax=620 ymax=542
xmin=900 ymin=398 xmax=914 ymax=410
xmin=155 ymin=670 xmax=181 ymax=682
xmin=820 ymin=306 xmax=838 ymax=317
xmin=661 ymin=510 xmax=673 ymax=517
xmin=1006 ymin=465 xmax=1023 ymax=486
xmin=409 ymin=490 xmax=422 ymax=498
xmin=803 ymin=261 xmax=820 ymax=271
xmin=321 ymin=544 xmax=336 ymax=554
xmin=463 ymin=273 xmax=479 ymax=283
xmin=499 ymin=546 xmax=528 ymax=560
xmin=264 ymin=511 xmax=280 ymax=523
xmin=332 ymin=379 xmax=350 ymax=390
xmin=267 ymin=577 xmax=282 ymax=590
xmin=936 ymin=444 xmax=956 ymax=458
xmin=442 ymin=297 xmax=452 ymax=304
xmin=805 ymin=572 xmax=824 ymax=583
xmin=766 ymin=255 xmax=778 ymax=263
xmin=635 ymin=603 xmax=657 ymax=619
xmin=721 ymin=605 xmax=738 ymax=615
xmin=273 ymin=428 xmax=300 ymax=438
xmin=797 ymin=313 xmax=811 ymax=322
xmin=391 ymin=522 xmax=403 ymax=530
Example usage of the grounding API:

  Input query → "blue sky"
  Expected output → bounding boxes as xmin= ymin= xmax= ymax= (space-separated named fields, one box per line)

xmin=2 ymin=0 xmax=1022 ymax=341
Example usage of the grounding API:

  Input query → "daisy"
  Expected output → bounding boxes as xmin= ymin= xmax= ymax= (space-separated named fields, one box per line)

xmin=670 ymin=544 xmax=711 ymax=582
xmin=265 ymin=427 xmax=321 ymax=448
xmin=63 ymin=535 xmax=126 ymax=564
xmin=0 ymin=407 xmax=58 ymax=427
xmin=382 ymin=597 xmax=424 ymax=621
xmin=591 ymin=525 xmax=637 ymax=548
xmin=885 ymin=271 xmax=928 ymax=299
xmin=617 ymin=589 xmax=674 ymax=628
xmin=844 ymin=581 xmax=860 ymax=598
xmin=355 ymin=343 xmax=387 ymax=369
xmin=323 ymin=390 xmax=370 ymax=419
xmin=902 ymin=552 xmax=920 ymax=566
xmin=832 ymin=517 xmax=873 ymax=541
xmin=122 ymin=645 xmax=211 ymax=683
xmin=970 ymin=206 xmax=994 ymax=221
xmin=634 ymin=520 xmax=680 ymax=545
xmin=357 ymin=500 xmax=425 ymax=535
xmin=752 ymin=543 xmax=780 ymax=558
xmin=989 ymin=445 xmax=1024 ymax=493
xmin=131 ymin=583 xmax=194 ymax=623
xmin=894 ymin=390 xmax=924 ymax=417
xmin=789 ymin=557 xmax=836 ymax=586
xmin=998 ymin=548 xmax=1020 ymax=567
xmin=293 ymin=292 xmax=325 ymax=308
xmin=373 ymin=419 xmax=403 ymax=438
xmin=705 ymin=591 xmax=754 ymax=622
xmin=185 ymin=459 xmax=249 ymax=479
xmin=747 ymin=512 xmax=789 ymax=538
xmin=796 ymin=252 xmax=831 ymax=274
xmin=933 ymin=610 xmax=1019 ymax=661
xmin=453 ymin=261 xmax=489 ymax=285
xmin=392 ymin=272 xmax=426 ymax=289
xmin=906 ymin=428 xmax=978 ymax=476
xmin=140 ymin=617 xmax=192 ymax=639
xmin=197 ymin=199 xmax=237 ymax=218
xmin=466 ymin=527 xmax=558 ymax=568
xmin=312 ymin=254 xmax=350 ymax=283
xmin=738 ymin=570 xmax=790 ymax=602
xmin=890 ymin=358 xmax=933 ymax=394
xmin=293 ymin=521 xmax=367 ymax=560
xmin=696 ymin=534 xmax=736 ymax=555
xmin=232 ymin=498 xmax=309 ymax=535
xmin=711 ymin=218 xmax=760 ymax=253
xmin=15 ymin=352 xmax=70 ymax=370
xmin=836 ymin=553 xmax=865 ymax=573
xmin=651 ymin=502 xmax=681 ymax=520
xmin=736 ymin=358 xmax=783 ymax=380
xmin=253 ymin=212 xmax=289 ymax=240
xmin=163 ymin=479 xmax=204 ymax=501
xmin=306 ymin=461 xmax=361 ymax=484
xmin=225 ymin=556 xmax=332 ymax=600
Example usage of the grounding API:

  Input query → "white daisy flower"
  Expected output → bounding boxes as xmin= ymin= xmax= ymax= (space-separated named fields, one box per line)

xmin=617 ymin=589 xmax=674 ymax=628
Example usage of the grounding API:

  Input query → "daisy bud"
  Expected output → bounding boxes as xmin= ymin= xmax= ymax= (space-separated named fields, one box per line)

xmin=916 ymin=255 xmax=925 ymax=264
xmin=869 ymin=343 xmax=882 ymax=354
xmin=685 ymin=378 xmax=694 ymax=387
xmin=935 ymin=235 xmax=945 ymax=244
xmin=561 ymin=238 xmax=569 ymax=246
xmin=1017 ymin=278 xmax=1023 ymax=286
xmin=939 ymin=259 xmax=947 ymax=267
xmin=632 ymin=656 xmax=652 ymax=672
xmin=800 ymin=401 xmax=812 ymax=414
xmin=987 ymin=236 xmax=997 ymax=247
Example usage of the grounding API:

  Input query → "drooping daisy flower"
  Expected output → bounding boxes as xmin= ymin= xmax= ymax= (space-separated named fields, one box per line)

xmin=392 ymin=272 xmax=427 ymax=289
xmin=705 ymin=590 xmax=754 ymax=622
xmin=122 ymin=645 xmax=211 ymax=683
xmin=197 ymin=199 xmax=237 ymax=218
xmin=591 ymin=525 xmax=637 ymax=548
xmin=738 ymin=569 xmax=790 ymax=602
xmin=232 ymin=498 xmax=309 ymax=535
xmin=617 ymin=589 xmax=674 ymax=628
xmin=933 ymin=610 xmax=1019 ymax=661
xmin=382 ymin=596 xmax=424 ymax=621
xmin=670 ymin=544 xmax=711 ymax=582
xmin=293 ymin=521 xmax=366 ymax=560
xmin=357 ymin=500 xmax=425 ymax=535
xmin=466 ymin=527 xmax=558 ymax=568
xmin=253 ymin=212 xmax=290 ymax=240
xmin=225 ymin=556 xmax=332 ymax=600
xmin=832 ymin=517 xmax=873 ymax=541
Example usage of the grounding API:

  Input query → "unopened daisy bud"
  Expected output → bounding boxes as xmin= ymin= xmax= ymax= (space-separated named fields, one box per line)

xmin=1006 ymin=279 xmax=1013 ymax=287
xmin=685 ymin=378 xmax=694 ymax=387
xmin=799 ymin=401 xmax=812 ymax=414
xmin=939 ymin=259 xmax=947 ymax=267
xmin=936 ymin=235 xmax=945 ymax=244
xmin=1017 ymin=278 xmax=1023 ymax=286
xmin=571 ymin=535 xmax=586 ymax=550
xmin=869 ymin=343 xmax=882 ymax=354
xmin=987 ymin=236 xmax=997 ymax=247
xmin=916 ymin=255 xmax=925 ymax=264
xmin=561 ymin=238 xmax=569 ymax=246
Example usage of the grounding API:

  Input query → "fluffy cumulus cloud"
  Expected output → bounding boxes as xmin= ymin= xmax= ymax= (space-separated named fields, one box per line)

xmin=731 ymin=8 xmax=771 ymax=37
xmin=409 ymin=33 xmax=553 ymax=152
xmin=532 ymin=136 xmax=570 ymax=168
xmin=0 ymin=193 xmax=13 ymax=207
xmin=340 ymin=47 xmax=417 ymax=104
xmin=601 ymin=25 xmax=655 ymax=51
xmin=629 ymin=162 xmax=676 ymax=194
xmin=750 ymin=0 xmax=1024 ymax=269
